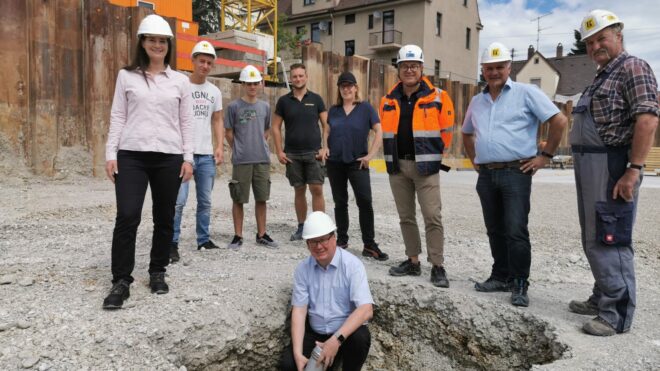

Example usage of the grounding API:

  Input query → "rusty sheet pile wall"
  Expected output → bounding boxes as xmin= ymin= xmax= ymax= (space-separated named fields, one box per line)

xmin=1 ymin=1 xmax=480 ymax=177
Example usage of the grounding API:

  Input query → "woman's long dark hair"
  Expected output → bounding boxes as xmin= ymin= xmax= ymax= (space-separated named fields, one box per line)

xmin=123 ymin=35 xmax=173 ymax=84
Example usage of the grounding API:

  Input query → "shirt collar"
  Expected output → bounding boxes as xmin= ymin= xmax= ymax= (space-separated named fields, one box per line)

xmin=288 ymin=89 xmax=309 ymax=99
xmin=482 ymin=77 xmax=513 ymax=94
xmin=598 ymin=51 xmax=629 ymax=75
xmin=313 ymin=247 xmax=342 ymax=270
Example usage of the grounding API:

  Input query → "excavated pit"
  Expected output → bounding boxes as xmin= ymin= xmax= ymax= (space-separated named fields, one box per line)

xmin=175 ymin=281 xmax=567 ymax=370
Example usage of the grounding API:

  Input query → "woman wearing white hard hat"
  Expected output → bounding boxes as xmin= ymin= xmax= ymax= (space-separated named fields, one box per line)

xmin=103 ymin=14 xmax=193 ymax=309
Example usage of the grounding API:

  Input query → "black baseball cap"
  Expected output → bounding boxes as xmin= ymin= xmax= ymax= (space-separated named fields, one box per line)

xmin=337 ymin=72 xmax=357 ymax=85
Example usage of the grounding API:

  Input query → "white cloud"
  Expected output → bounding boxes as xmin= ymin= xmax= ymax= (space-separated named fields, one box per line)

xmin=478 ymin=0 xmax=660 ymax=79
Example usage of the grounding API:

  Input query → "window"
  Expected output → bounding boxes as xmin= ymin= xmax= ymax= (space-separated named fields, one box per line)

xmin=434 ymin=60 xmax=441 ymax=78
xmin=530 ymin=78 xmax=541 ymax=87
xmin=534 ymin=57 xmax=540 ymax=64
xmin=436 ymin=13 xmax=442 ymax=36
xmin=345 ymin=40 xmax=355 ymax=56
xmin=296 ymin=26 xmax=306 ymax=35
xmin=463 ymin=0 xmax=468 ymax=7
xmin=345 ymin=14 xmax=355 ymax=24
xmin=303 ymin=0 xmax=315 ymax=5
xmin=328 ymin=21 xmax=333 ymax=35
xmin=368 ymin=14 xmax=374 ymax=29
xmin=137 ymin=1 xmax=154 ymax=9
xmin=311 ymin=22 xmax=320 ymax=43
xmin=465 ymin=27 xmax=471 ymax=49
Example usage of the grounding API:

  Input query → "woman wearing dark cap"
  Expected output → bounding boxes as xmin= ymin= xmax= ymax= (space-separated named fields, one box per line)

xmin=325 ymin=72 xmax=388 ymax=261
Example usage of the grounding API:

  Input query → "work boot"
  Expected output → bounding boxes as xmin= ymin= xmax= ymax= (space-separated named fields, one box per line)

xmin=197 ymin=240 xmax=220 ymax=250
xmin=568 ymin=299 xmax=599 ymax=316
xmin=149 ymin=272 xmax=169 ymax=294
xmin=256 ymin=233 xmax=279 ymax=248
xmin=169 ymin=242 xmax=180 ymax=263
xmin=511 ymin=278 xmax=529 ymax=307
xmin=474 ymin=277 xmax=510 ymax=292
xmin=362 ymin=243 xmax=389 ymax=261
xmin=430 ymin=265 xmax=449 ymax=288
xmin=102 ymin=280 xmax=130 ymax=310
xmin=582 ymin=316 xmax=616 ymax=336
xmin=389 ymin=259 xmax=421 ymax=276
xmin=290 ymin=224 xmax=304 ymax=241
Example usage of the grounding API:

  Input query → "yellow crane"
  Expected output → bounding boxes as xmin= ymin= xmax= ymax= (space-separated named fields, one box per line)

xmin=220 ymin=0 xmax=281 ymax=82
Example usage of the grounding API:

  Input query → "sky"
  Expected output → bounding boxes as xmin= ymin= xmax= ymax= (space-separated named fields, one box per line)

xmin=477 ymin=0 xmax=660 ymax=76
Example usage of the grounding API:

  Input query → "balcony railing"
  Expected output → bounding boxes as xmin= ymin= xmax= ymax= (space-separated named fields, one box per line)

xmin=368 ymin=30 xmax=402 ymax=50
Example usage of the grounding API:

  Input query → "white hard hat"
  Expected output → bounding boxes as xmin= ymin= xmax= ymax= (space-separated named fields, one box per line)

xmin=239 ymin=65 xmax=262 ymax=83
xmin=137 ymin=15 xmax=174 ymax=38
xmin=191 ymin=41 xmax=216 ymax=59
xmin=481 ymin=42 xmax=512 ymax=64
xmin=580 ymin=9 xmax=623 ymax=41
xmin=397 ymin=44 xmax=424 ymax=64
xmin=302 ymin=211 xmax=337 ymax=240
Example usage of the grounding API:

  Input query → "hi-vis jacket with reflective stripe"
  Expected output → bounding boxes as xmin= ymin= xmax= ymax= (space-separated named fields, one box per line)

xmin=379 ymin=76 xmax=455 ymax=176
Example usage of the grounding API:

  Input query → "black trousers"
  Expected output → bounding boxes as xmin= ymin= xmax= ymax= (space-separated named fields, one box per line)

xmin=111 ymin=150 xmax=182 ymax=283
xmin=326 ymin=161 xmax=375 ymax=246
xmin=280 ymin=323 xmax=371 ymax=371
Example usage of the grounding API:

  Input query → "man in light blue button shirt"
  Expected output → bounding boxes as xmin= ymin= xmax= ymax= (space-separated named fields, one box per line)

xmin=462 ymin=42 xmax=567 ymax=308
xmin=280 ymin=211 xmax=374 ymax=371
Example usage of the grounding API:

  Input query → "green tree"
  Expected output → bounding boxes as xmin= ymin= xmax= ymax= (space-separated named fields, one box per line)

xmin=193 ymin=0 xmax=220 ymax=35
xmin=277 ymin=15 xmax=305 ymax=59
xmin=568 ymin=29 xmax=587 ymax=56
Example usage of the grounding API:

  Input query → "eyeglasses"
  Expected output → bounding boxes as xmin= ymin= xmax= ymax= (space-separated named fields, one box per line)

xmin=339 ymin=83 xmax=355 ymax=90
xmin=307 ymin=233 xmax=335 ymax=248
xmin=399 ymin=64 xmax=421 ymax=72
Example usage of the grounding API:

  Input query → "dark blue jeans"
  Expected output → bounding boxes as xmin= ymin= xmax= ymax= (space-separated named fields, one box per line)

xmin=326 ymin=161 xmax=375 ymax=246
xmin=476 ymin=167 xmax=532 ymax=280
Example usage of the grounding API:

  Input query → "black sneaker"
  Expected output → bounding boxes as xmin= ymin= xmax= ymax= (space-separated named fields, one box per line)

xmin=511 ymin=278 xmax=529 ymax=307
xmin=169 ymin=242 xmax=180 ymax=263
xmin=149 ymin=272 xmax=169 ymax=294
xmin=431 ymin=265 xmax=449 ymax=288
xmin=256 ymin=233 xmax=279 ymax=248
xmin=474 ymin=277 xmax=510 ymax=292
xmin=362 ymin=243 xmax=389 ymax=261
xmin=227 ymin=235 xmax=243 ymax=249
xmin=198 ymin=240 xmax=220 ymax=250
xmin=290 ymin=224 xmax=304 ymax=241
xmin=389 ymin=259 xmax=421 ymax=276
xmin=102 ymin=280 xmax=130 ymax=310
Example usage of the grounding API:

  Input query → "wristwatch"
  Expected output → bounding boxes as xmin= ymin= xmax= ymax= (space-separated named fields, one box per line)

xmin=333 ymin=332 xmax=345 ymax=345
xmin=627 ymin=163 xmax=644 ymax=170
xmin=540 ymin=151 xmax=554 ymax=159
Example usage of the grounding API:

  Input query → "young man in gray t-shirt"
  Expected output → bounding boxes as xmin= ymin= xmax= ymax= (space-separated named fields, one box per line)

xmin=224 ymin=65 xmax=277 ymax=249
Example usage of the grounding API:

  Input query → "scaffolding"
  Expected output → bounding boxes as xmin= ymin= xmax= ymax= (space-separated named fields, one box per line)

xmin=220 ymin=0 xmax=279 ymax=81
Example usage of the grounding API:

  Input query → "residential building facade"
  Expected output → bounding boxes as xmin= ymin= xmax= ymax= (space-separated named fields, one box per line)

xmin=510 ymin=44 xmax=595 ymax=101
xmin=280 ymin=0 xmax=482 ymax=84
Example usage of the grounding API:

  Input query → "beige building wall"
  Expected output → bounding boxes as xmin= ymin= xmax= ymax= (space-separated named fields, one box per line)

xmin=422 ymin=0 xmax=481 ymax=83
xmin=291 ymin=0 xmax=338 ymax=15
xmin=516 ymin=54 xmax=560 ymax=99
xmin=283 ymin=0 xmax=480 ymax=83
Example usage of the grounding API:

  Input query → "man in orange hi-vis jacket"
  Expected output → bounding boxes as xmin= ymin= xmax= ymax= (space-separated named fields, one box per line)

xmin=379 ymin=44 xmax=455 ymax=288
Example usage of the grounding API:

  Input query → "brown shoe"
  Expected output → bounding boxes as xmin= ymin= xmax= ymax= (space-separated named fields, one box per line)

xmin=362 ymin=243 xmax=389 ymax=261
xmin=569 ymin=299 xmax=598 ymax=315
xmin=582 ymin=316 xmax=616 ymax=336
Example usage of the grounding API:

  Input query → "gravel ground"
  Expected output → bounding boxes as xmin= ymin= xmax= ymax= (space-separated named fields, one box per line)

xmin=0 ymin=168 xmax=659 ymax=370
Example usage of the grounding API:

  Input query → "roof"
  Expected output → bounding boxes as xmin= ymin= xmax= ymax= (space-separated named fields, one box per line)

xmin=510 ymin=52 xmax=594 ymax=96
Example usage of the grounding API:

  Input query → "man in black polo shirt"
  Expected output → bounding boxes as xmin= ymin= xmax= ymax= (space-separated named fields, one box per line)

xmin=273 ymin=63 xmax=329 ymax=241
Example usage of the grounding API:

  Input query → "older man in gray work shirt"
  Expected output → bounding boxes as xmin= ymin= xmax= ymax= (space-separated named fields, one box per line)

xmin=280 ymin=211 xmax=373 ymax=371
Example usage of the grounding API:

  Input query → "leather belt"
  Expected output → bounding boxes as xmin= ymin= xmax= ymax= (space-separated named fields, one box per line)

xmin=481 ymin=160 xmax=523 ymax=170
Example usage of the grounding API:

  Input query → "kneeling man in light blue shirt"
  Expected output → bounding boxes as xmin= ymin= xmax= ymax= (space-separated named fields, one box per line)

xmin=280 ymin=211 xmax=374 ymax=371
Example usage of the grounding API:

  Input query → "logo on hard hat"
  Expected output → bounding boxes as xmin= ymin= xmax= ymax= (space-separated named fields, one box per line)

xmin=584 ymin=17 xmax=595 ymax=30
xmin=491 ymin=48 xmax=500 ymax=57
xmin=203 ymin=42 xmax=210 ymax=47
xmin=606 ymin=15 xmax=616 ymax=21
xmin=405 ymin=51 xmax=415 ymax=58
xmin=249 ymin=71 xmax=256 ymax=77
